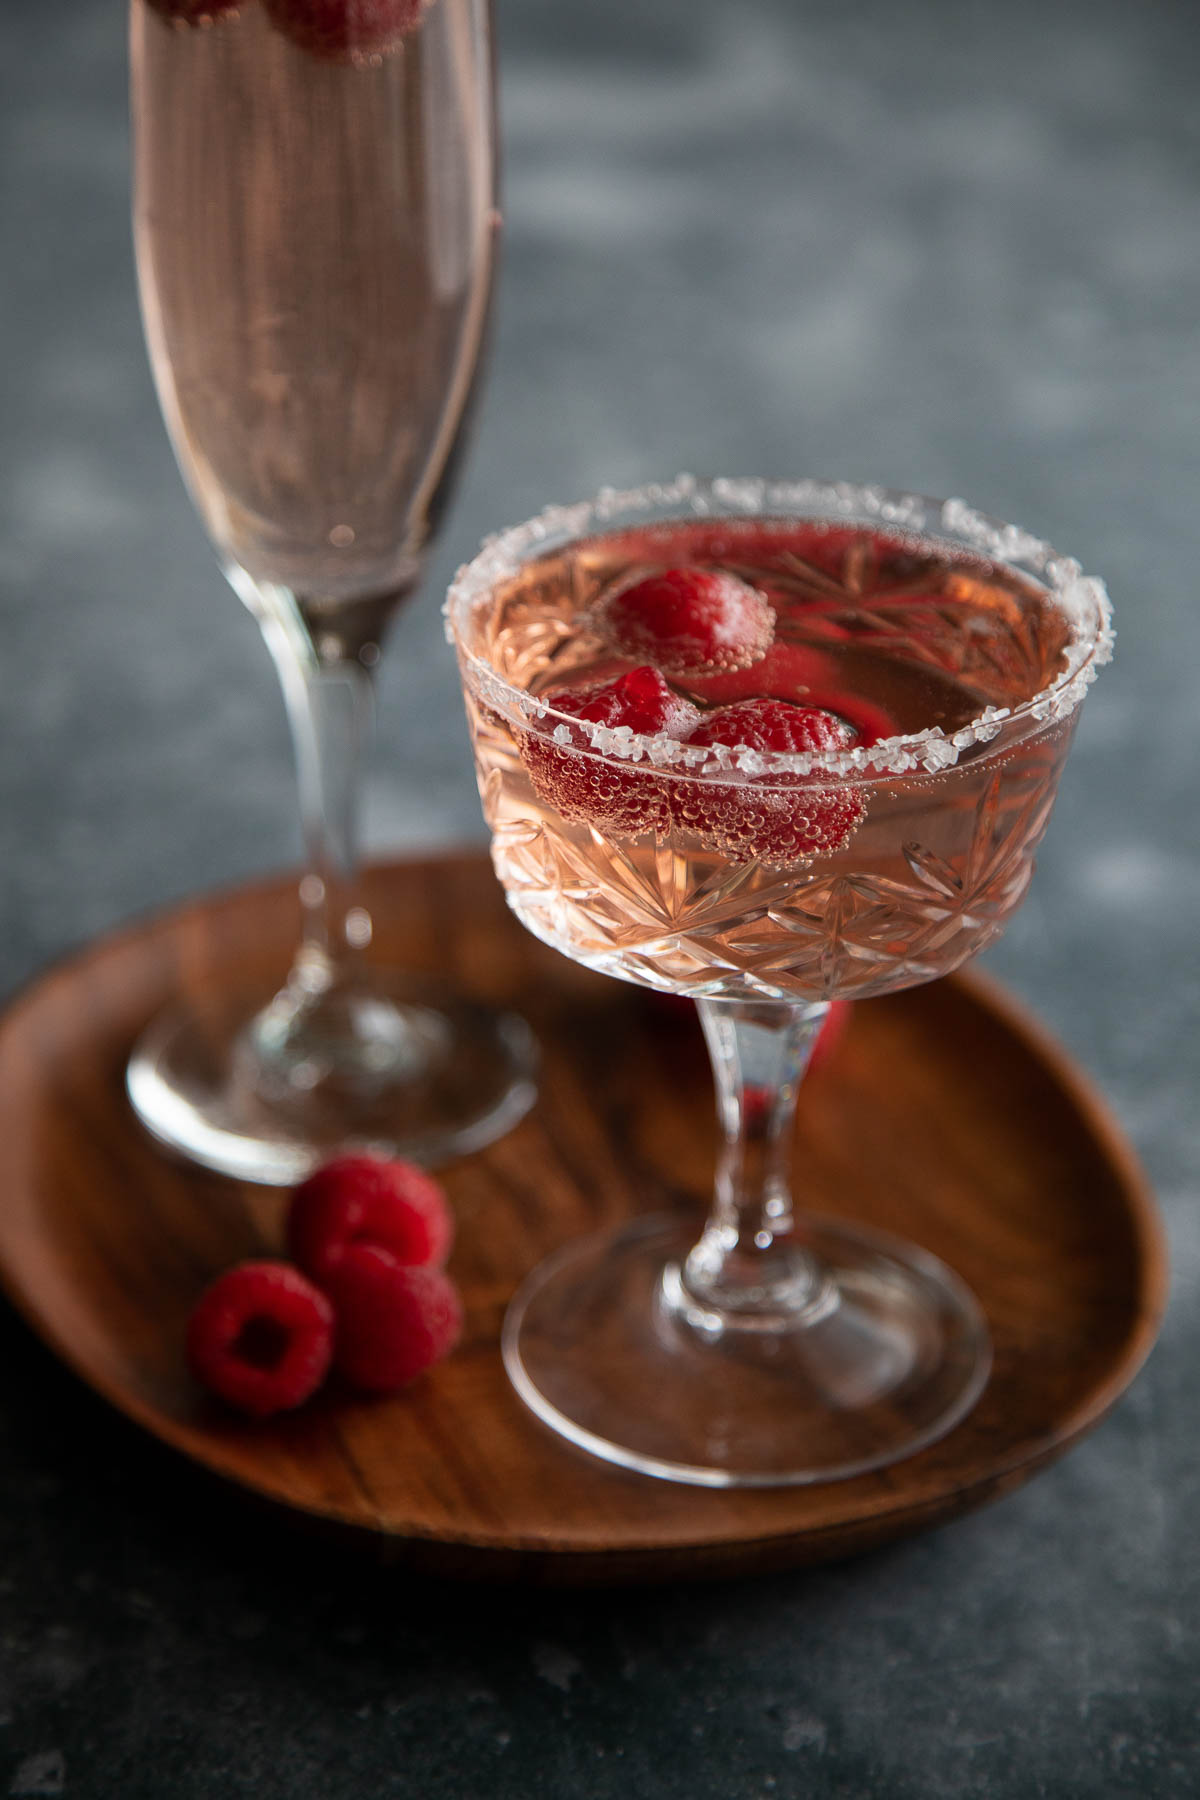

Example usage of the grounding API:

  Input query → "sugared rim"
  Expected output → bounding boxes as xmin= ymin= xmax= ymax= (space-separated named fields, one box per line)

xmin=445 ymin=474 xmax=1115 ymax=781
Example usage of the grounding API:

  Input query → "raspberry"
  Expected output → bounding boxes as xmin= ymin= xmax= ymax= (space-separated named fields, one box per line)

xmin=691 ymin=697 xmax=854 ymax=760
xmin=262 ymin=0 xmax=422 ymax=62
xmin=288 ymin=1153 xmax=453 ymax=1280
xmin=547 ymin=664 xmax=699 ymax=736
xmin=186 ymin=1261 xmax=334 ymax=1418
xmin=322 ymin=1244 xmax=463 ymax=1391
xmin=144 ymin=0 xmax=238 ymax=23
xmin=598 ymin=567 xmax=774 ymax=678
xmin=521 ymin=665 xmax=700 ymax=840
xmin=673 ymin=699 xmax=864 ymax=866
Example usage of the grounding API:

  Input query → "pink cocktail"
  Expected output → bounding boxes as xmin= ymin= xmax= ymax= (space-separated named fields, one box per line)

xmin=448 ymin=476 xmax=1112 ymax=1487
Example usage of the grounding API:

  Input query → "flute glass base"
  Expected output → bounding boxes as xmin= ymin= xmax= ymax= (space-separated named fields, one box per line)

xmin=503 ymin=1214 xmax=990 ymax=1488
xmin=127 ymin=974 xmax=538 ymax=1185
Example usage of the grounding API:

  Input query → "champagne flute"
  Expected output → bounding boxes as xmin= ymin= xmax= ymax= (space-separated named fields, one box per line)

xmin=127 ymin=0 xmax=535 ymax=1183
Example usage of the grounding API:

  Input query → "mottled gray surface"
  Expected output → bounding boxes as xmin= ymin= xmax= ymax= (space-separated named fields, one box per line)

xmin=1 ymin=0 xmax=1198 ymax=1794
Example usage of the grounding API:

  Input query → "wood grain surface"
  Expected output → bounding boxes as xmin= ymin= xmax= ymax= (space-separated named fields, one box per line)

xmin=0 ymin=855 xmax=1168 ymax=1583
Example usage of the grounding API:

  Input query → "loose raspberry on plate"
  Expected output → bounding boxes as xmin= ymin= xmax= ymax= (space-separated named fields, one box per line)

xmin=598 ymin=567 xmax=775 ymax=679
xmin=673 ymin=698 xmax=864 ymax=866
xmin=288 ymin=1153 xmax=453 ymax=1280
xmin=322 ymin=1244 xmax=463 ymax=1391
xmin=521 ymin=666 xmax=700 ymax=840
xmin=186 ymin=1261 xmax=334 ymax=1418
xmin=262 ymin=0 xmax=422 ymax=62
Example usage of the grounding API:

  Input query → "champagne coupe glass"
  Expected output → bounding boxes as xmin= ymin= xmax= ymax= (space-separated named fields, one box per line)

xmin=127 ymin=0 xmax=535 ymax=1183
xmin=448 ymin=475 xmax=1113 ymax=1486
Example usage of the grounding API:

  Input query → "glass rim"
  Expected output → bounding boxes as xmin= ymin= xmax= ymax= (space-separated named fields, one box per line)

xmin=445 ymin=473 xmax=1115 ymax=784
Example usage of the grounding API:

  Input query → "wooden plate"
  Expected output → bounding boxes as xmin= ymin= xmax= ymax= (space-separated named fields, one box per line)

xmin=0 ymin=855 xmax=1167 ymax=1583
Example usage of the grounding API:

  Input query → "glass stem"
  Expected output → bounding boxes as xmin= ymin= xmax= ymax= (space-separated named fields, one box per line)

xmin=253 ymin=583 xmax=377 ymax=998
xmin=682 ymin=997 xmax=831 ymax=1320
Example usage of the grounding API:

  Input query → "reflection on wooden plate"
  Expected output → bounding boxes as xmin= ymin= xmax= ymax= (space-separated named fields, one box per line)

xmin=0 ymin=855 xmax=1168 ymax=1583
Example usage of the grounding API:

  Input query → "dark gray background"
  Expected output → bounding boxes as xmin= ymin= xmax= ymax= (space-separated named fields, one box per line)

xmin=1 ymin=0 xmax=1197 ymax=1794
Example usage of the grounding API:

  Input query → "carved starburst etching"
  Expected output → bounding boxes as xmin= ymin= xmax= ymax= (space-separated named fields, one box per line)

xmin=489 ymin=730 xmax=1066 ymax=1003
xmin=730 ymin=535 xmax=1070 ymax=712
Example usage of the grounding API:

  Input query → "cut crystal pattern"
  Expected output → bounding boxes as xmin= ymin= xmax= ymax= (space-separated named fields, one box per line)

xmin=486 ymin=726 xmax=1067 ymax=1003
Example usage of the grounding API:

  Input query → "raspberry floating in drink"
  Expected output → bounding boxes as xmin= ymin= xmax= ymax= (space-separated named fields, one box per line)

xmin=323 ymin=1244 xmax=464 ymax=1391
xmin=186 ymin=1261 xmax=334 ymax=1418
xmin=262 ymin=0 xmax=423 ymax=62
xmin=288 ymin=1153 xmax=454 ymax=1280
xmin=676 ymin=698 xmax=863 ymax=865
xmin=685 ymin=697 xmax=856 ymax=761
xmin=598 ymin=567 xmax=774 ymax=679
xmin=521 ymin=666 xmax=700 ymax=840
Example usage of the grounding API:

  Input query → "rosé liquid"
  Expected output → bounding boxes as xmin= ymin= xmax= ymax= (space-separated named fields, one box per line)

xmin=458 ymin=518 xmax=1080 ymax=1001
xmin=132 ymin=0 xmax=496 ymax=622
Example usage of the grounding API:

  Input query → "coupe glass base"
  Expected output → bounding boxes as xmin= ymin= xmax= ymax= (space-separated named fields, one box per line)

xmin=503 ymin=1213 xmax=990 ymax=1488
xmin=127 ymin=973 xmax=537 ymax=1185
